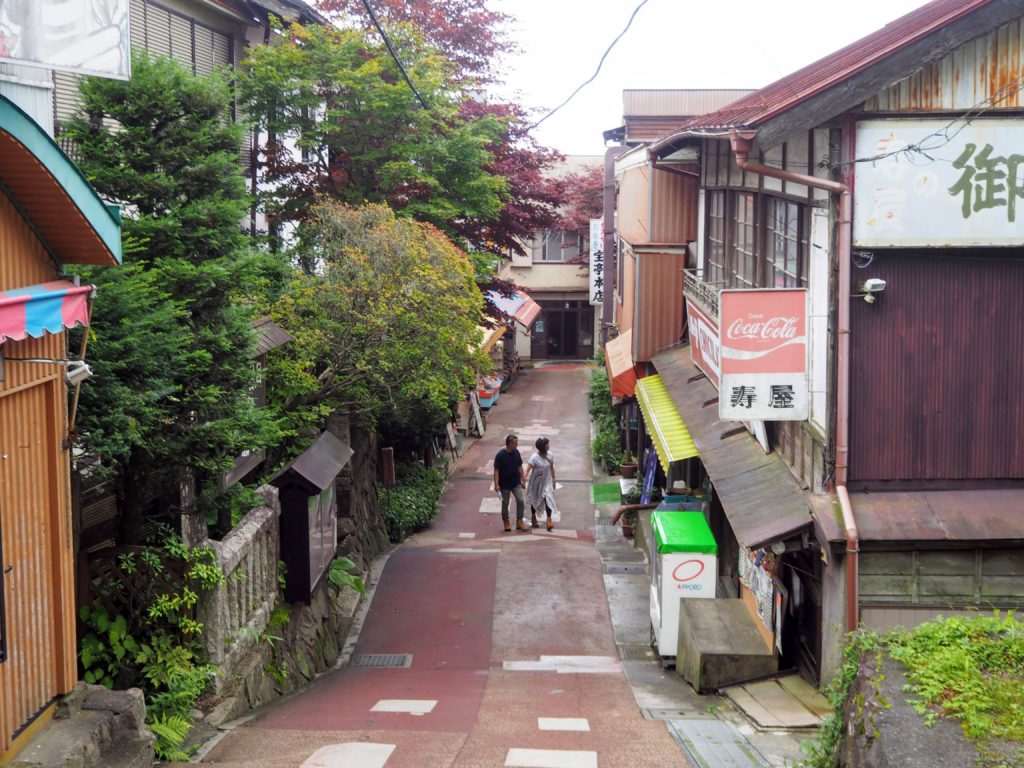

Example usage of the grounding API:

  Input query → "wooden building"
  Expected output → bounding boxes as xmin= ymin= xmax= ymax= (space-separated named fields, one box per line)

xmin=615 ymin=0 xmax=1024 ymax=687
xmin=0 ymin=96 xmax=121 ymax=759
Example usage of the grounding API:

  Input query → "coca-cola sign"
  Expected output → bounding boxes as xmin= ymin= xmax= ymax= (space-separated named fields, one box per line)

xmin=719 ymin=289 xmax=808 ymax=422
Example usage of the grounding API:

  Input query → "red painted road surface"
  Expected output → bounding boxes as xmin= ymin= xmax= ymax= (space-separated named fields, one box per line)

xmin=201 ymin=365 xmax=689 ymax=767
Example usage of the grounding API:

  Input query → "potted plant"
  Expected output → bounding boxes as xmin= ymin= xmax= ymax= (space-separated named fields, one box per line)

xmin=619 ymin=448 xmax=637 ymax=479
xmin=620 ymin=508 xmax=638 ymax=538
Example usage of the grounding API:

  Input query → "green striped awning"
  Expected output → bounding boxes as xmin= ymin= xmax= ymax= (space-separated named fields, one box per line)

xmin=635 ymin=374 xmax=698 ymax=472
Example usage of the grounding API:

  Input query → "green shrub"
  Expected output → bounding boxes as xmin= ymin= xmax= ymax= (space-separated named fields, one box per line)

xmin=379 ymin=461 xmax=445 ymax=542
xmin=588 ymin=368 xmax=612 ymax=418
xmin=590 ymin=412 xmax=621 ymax=471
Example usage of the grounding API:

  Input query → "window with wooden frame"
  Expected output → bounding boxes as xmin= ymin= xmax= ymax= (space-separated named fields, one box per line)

xmin=703 ymin=190 xmax=808 ymax=290
xmin=705 ymin=190 xmax=726 ymax=285
xmin=765 ymin=197 xmax=806 ymax=288
xmin=731 ymin=192 xmax=757 ymax=288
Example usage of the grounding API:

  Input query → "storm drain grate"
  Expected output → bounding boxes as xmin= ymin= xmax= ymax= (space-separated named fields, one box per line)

xmin=669 ymin=718 xmax=770 ymax=767
xmin=594 ymin=515 xmax=614 ymax=525
xmin=618 ymin=643 xmax=654 ymax=661
xmin=351 ymin=653 xmax=413 ymax=668
xmin=603 ymin=563 xmax=646 ymax=575
xmin=642 ymin=708 xmax=717 ymax=721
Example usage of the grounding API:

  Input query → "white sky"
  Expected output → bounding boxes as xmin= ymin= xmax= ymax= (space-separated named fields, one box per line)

xmin=492 ymin=0 xmax=929 ymax=156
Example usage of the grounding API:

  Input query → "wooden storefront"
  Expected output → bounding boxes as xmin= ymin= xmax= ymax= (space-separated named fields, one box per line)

xmin=0 ymin=96 xmax=121 ymax=758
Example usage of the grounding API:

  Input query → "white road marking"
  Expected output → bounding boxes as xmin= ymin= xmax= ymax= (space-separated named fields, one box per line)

xmin=458 ymin=532 xmax=476 ymax=539
xmin=480 ymin=497 xmax=503 ymax=514
xmin=538 ymin=717 xmax=590 ymax=732
xmin=484 ymin=535 xmax=549 ymax=544
xmin=301 ymin=743 xmax=395 ymax=767
xmin=436 ymin=548 xmax=500 ymax=554
xmin=530 ymin=396 xmax=555 ymax=402
xmin=532 ymin=529 xmax=578 ymax=539
xmin=505 ymin=748 xmax=598 ymax=767
xmin=504 ymin=656 xmax=621 ymax=675
xmin=370 ymin=699 xmax=437 ymax=716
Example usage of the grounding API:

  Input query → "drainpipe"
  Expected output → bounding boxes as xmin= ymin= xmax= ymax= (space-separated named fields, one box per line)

xmin=601 ymin=145 xmax=626 ymax=346
xmin=729 ymin=129 xmax=859 ymax=633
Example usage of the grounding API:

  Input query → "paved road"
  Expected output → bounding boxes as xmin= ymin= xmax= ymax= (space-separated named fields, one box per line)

xmin=198 ymin=364 xmax=690 ymax=767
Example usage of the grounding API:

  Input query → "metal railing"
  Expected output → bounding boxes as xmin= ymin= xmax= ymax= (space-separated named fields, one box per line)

xmin=683 ymin=269 xmax=720 ymax=319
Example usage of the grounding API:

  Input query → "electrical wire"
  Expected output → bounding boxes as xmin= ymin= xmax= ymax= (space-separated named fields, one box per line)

xmin=530 ymin=0 xmax=651 ymax=131
xmin=360 ymin=0 xmax=429 ymax=109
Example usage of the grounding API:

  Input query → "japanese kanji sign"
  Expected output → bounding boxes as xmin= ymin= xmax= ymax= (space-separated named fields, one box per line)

xmin=589 ymin=218 xmax=604 ymax=306
xmin=686 ymin=300 xmax=721 ymax=389
xmin=854 ymin=119 xmax=1024 ymax=247
xmin=719 ymin=289 xmax=808 ymax=422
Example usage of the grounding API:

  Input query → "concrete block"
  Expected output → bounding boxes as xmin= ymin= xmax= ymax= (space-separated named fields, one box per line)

xmin=676 ymin=598 xmax=777 ymax=693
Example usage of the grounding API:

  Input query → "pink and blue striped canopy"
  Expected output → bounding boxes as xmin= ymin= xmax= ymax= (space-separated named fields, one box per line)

xmin=0 ymin=280 xmax=93 ymax=344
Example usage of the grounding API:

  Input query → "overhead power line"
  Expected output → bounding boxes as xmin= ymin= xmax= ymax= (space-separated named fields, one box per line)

xmin=361 ymin=0 xmax=429 ymax=109
xmin=530 ymin=0 xmax=651 ymax=131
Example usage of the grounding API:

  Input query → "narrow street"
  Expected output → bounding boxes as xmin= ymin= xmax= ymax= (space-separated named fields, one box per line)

xmin=195 ymin=364 xmax=690 ymax=767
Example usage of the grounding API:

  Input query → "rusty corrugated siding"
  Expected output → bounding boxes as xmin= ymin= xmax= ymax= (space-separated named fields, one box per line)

xmin=849 ymin=251 xmax=1024 ymax=484
xmin=633 ymin=251 xmax=685 ymax=363
xmin=617 ymin=166 xmax=650 ymax=246
xmin=0 ymin=196 xmax=77 ymax=755
xmin=616 ymin=247 xmax=636 ymax=336
xmin=865 ymin=17 xmax=1024 ymax=111
xmin=650 ymin=169 xmax=698 ymax=244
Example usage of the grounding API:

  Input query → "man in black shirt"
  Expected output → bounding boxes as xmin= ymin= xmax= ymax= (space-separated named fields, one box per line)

xmin=493 ymin=433 xmax=527 ymax=532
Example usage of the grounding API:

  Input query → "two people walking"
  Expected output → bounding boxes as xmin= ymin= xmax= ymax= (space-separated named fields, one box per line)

xmin=493 ymin=433 xmax=557 ymax=532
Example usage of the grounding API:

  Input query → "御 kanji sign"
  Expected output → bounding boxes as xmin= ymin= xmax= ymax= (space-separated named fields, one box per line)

xmin=719 ymin=289 xmax=808 ymax=421
xmin=589 ymin=218 xmax=604 ymax=306
xmin=855 ymin=119 xmax=1024 ymax=247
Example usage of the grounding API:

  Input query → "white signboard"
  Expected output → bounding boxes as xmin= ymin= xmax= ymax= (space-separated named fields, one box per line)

xmin=719 ymin=288 xmax=808 ymax=422
xmin=855 ymin=119 xmax=1024 ymax=247
xmin=0 ymin=0 xmax=130 ymax=80
xmin=588 ymin=217 xmax=604 ymax=306
xmin=685 ymin=300 xmax=720 ymax=389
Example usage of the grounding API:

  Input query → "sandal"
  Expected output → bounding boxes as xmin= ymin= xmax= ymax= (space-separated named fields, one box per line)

xmin=546 ymin=517 xmax=554 ymax=531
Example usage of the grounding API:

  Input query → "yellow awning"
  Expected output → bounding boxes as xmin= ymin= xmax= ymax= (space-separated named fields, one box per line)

xmin=635 ymin=373 xmax=698 ymax=473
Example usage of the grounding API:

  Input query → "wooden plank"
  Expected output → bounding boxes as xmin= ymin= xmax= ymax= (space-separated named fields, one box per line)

xmin=777 ymin=675 xmax=832 ymax=719
xmin=741 ymin=680 xmax=821 ymax=728
xmin=722 ymin=686 xmax=787 ymax=729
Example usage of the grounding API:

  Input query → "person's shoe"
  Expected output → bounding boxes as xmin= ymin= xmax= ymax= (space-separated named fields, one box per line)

xmin=531 ymin=513 xmax=539 ymax=528
xmin=516 ymin=519 xmax=529 ymax=532
xmin=546 ymin=517 xmax=554 ymax=531
xmin=503 ymin=519 xmax=512 ymax=532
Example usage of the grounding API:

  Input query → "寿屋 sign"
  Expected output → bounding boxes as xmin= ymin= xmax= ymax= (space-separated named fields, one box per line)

xmin=589 ymin=218 xmax=604 ymax=306
xmin=855 ymin=118 xmax=1024 ymax=247
xmin=719 ymin=288 xmax=808 ymax=421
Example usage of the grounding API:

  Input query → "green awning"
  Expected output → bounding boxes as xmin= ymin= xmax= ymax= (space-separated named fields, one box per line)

xmin=636 ymin=373 xmax=698 ymax=473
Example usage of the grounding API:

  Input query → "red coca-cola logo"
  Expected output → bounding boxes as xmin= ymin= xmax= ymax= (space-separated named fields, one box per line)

xmin=726 ymin=316 xmax=798 ymax=341
xmin=672 ymin=559 xmax=705 ymax=583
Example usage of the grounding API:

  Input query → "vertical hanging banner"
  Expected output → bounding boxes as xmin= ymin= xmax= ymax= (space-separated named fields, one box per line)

xmin=589 ymin=218 xmax=604 ymax=306
xmin=719 ymin=288 xmax=808 ymax=421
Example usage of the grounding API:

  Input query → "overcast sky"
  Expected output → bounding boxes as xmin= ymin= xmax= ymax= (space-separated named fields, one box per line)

xmin=492 ymin=0 xmax=929 ymax=157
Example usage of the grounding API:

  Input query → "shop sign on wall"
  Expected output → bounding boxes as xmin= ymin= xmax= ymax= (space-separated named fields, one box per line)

xmin=855 ymin=119 xmax=1024 ymax=247
xmin=685 ymin=300 xmax=720 ymax=389
xmin=719 ymin=288 xmax=808 ymax=421
xmin=589 ymin=218 xmax=604 ymax=306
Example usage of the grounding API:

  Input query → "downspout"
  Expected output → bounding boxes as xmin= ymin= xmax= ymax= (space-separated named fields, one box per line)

xmin=601 ymin=145 xmax=627 ymax=346
xmin=729 ymin=129 xmax=859 ymax=633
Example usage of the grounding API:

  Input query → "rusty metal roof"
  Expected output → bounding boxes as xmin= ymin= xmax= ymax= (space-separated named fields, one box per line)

xmin=674 ymin=0 xmax=994 ymax=135
xmin=252 ymin=316 xmax=292 ymax=358
xmin=653 ymin=344 xmax=811 ymax=549
xmin=850 ymin=490 xmax=1024 ymax=543
xmin=623 ymin=89 xmax=754 ymax=118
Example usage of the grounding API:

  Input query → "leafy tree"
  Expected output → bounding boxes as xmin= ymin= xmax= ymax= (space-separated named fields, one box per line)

xmin=266 ymin=201 xmax=486 ymax=454
xmin=64 ymin=53 xmax=282 ymax=542
xmin=559 ymin=164 xmax=605 ymax=238
xmin=317 ymin=0 xmax=514 ymax=84
xmin=238 ymin=22 xmax=507 ymax=244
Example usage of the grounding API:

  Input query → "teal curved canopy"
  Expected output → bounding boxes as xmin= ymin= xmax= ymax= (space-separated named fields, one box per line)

xmin=0 ymin=95 xmax=121 ymax=266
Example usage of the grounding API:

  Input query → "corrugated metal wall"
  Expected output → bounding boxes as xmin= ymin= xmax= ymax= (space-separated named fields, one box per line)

xmin=617 ymin=166 xmax=650 ymax=245
xmin=0 ymin=196 xmax=76 ymax=755
xmin=650 ymin=169 xmax=698 ymax=244
xmin=633 ymin=251 xmax=685 ymax=363
xmin=865 ymin=18 xmax=1024 ymax=112
xmin=849 ymin=251 xmax=1024 ymax=483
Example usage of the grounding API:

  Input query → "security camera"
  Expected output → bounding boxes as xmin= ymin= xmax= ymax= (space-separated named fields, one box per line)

xmin=65 ymin=361 xmax=92 ymax=387
xmin=861 ymin=278 xmax=886 ymax=294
